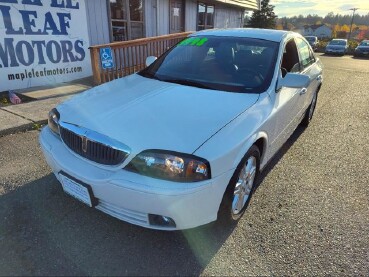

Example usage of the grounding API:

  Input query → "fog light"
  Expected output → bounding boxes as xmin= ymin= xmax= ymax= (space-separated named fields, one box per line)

xmin=148 ymin=214 xmax=176 ymax=228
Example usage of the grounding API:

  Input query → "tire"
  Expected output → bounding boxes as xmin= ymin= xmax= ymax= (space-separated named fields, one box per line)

xmin=301 ymin=90 xmax=318 ymax=127
xmin=218 ymin=145 xmax=260 ymax=224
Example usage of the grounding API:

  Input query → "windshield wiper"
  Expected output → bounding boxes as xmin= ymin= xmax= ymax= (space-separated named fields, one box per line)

xmin=163 ymin=78 xmax=213 ymax=89
xmin=139 ymin=71 xmax=162 ymax=81
xmin=140 ymin=74 xmax=249 ymax=93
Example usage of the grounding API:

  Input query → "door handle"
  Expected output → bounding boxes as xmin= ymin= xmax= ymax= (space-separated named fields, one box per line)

xmin=300 ymin=88 xmax=307 ymax=95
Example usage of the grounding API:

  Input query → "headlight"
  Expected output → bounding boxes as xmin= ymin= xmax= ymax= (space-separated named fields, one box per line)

xmin=48 ymin=108 xmax=60 ymax=135
xmin=125 ymin=150 xmax=211 ymax=182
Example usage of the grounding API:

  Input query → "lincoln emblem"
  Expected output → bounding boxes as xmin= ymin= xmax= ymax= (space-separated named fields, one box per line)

xmin=82 ymin=136 xmax=88 ymax=153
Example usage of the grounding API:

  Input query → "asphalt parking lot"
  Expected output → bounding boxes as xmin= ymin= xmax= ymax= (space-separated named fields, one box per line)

xmin=0 ymin=53 xmax=368 ymax=276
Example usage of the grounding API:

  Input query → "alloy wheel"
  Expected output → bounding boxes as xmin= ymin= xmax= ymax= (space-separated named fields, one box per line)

xmin=231 ymin=156 xmax=257 ymax=215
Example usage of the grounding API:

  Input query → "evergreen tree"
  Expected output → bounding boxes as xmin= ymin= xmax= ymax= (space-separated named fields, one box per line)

xmin=246 ymin=0 xmax=277 ymax=29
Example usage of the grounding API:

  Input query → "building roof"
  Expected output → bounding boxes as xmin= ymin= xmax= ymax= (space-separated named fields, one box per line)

xmin=304 ymin=24 xmax=330 ymax=30
xmin=215 ymin=0 xmax=259 ymax=10
xmin=192 ymin=28 xmax=291 ymax=42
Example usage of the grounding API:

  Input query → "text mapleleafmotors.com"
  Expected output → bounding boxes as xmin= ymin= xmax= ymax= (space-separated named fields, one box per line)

xmin=8 ymin=67 xmax=83 ymax=81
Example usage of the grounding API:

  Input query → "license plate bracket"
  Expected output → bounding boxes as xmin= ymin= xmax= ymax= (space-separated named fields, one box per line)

xmin=59 ymin=172 xmax=98 ymax=207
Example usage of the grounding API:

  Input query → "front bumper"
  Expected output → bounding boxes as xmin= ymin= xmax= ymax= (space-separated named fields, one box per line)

xmin=39 ymin=127 xmax=232 ymax=230
xmin=354 ymin=50 xmax=369 ymax=57
xmin=325 ymin=48 xmax=345 ymax=55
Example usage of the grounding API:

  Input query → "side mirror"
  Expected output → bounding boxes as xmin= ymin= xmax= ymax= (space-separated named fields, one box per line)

xmin=146 ymin=56 xmax=157 ymax=67
xmin=277 ymin=72 xmax=310 ymax=91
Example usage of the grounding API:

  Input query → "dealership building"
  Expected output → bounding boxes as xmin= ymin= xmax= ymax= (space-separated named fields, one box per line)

xmin=0 ymin=0 xmax=259 ymax=91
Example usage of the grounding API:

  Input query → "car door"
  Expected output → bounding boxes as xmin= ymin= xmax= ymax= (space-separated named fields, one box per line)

xmin=264 ymin=38 xmax=306 ymax=161
xmin=295 ymin=37 xmax=322 ymax=113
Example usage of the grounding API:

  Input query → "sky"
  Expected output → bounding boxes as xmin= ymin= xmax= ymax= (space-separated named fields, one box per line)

xmin=270 ymin=0 xmax=369 ymax=17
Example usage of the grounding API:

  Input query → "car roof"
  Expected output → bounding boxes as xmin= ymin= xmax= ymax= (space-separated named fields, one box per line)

xmin=191 ymin=28 xmax=293 ymax=42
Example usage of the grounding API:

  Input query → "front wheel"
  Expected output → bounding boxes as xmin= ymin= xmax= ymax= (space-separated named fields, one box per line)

xmin=218 ymin=145 xmax=260 ymax=223
xmin=301 ymin=90 xmax=318 ymax=127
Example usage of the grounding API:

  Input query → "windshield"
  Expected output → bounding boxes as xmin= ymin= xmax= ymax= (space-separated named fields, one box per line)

xmin=359 ymin=41 xmax=369 ymax=46
xmin=305 ymin=37 xmax=316 ymax=42
xmin=329 ymin=40 xmax=346 ymax=46
xmin=139 ymin=36 xmax=279 ymax=93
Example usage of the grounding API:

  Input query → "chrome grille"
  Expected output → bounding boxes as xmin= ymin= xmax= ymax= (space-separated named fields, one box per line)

xmin=59 ymin=122 xmax=130 ymax=166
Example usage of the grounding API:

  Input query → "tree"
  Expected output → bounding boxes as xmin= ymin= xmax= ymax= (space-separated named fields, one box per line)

xmin=246 ymin=0 xmax=277 ymax=29
xmin=275 ymin=24 xmax=283 ymax=30
xmin=324 ymin=12 xmax=335 ymax=25
xmin=332 ymin=24 xmax=340 ymax=38
xmin=336 ymin=31 xmax=347 ymax=39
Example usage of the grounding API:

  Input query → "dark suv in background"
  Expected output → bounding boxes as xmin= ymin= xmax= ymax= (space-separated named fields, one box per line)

xmin=354 ymin=40 xmax=369 ymax=57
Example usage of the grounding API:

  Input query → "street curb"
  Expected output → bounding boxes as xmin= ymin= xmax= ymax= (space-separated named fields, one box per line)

xmin=0 ymin=119 xmax=47 ymax=138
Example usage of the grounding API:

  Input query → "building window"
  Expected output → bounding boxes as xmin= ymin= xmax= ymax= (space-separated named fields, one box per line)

xmin=197 ymin=2 xmax=214 ymax=31
xmin=110 ymin=0 xmax=144 ymax=41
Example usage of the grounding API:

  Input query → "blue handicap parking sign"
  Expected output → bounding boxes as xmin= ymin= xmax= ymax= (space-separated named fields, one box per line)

xmin=100 ymin=47 xmax=115 ymax=69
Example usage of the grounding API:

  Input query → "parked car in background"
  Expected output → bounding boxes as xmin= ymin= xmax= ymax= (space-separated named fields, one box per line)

xmin=40 ymin=29 xmax=323 ymax=230
xmin=354 ymin=40 xmax=369 ymax=57
xmin=304 ymin=36 xmax=319 ymax=51
xmin=325 ymin=39 xmax=348 ymax=55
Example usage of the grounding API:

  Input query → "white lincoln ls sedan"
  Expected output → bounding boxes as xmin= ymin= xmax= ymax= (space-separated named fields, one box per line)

xmin=40 ymin=29 xmax=323 ymax=230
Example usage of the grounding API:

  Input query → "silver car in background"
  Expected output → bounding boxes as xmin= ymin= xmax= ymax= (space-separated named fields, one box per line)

xmin=325 ymin=39 xmax=348 ymax=55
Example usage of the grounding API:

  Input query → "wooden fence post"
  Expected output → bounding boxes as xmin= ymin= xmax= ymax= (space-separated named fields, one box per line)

xmin=90 ymin=47 xmax=101 ymax=85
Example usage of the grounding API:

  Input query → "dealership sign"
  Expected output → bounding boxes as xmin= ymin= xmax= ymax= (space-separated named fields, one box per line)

xmin=0 ymin=0 xmax=92 ymax=91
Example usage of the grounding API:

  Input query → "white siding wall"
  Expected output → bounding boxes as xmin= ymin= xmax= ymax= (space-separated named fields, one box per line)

xmin=216 ymin=0 xmax=258 ymax=10
xmin=157 ymin=0 xmax=170 ymax=35
xmin=146 ymin=0 xmax=197 ymax=35
xmin=187 ymin=1 xmax=245 ymax=32
xmin=145 ymin=0 xmax=157 ymax=37
xmin=85 ymin=0 xmax=111 ymax=46
xmin=303 ymin=26 xmax=332 ymax=38
xmin=214 ymin=4 xmax=243 ymax=29
xmin=185 ymin=0 xmax=197 ymax=31
xmin=302 ymin=28 xmax=308 ymax=35
xmin=314 ymin=26 xmax=332 ymax=38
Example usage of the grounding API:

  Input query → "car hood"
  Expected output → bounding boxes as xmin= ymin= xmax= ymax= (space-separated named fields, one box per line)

xmin=57 ymin=74 xmax=259 ymax=155
xmin=357 ymin=46 xmax=369 ymax=50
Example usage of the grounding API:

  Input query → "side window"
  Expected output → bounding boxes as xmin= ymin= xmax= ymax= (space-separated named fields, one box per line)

xmin=296 ymin=38 xmax=314 ymax=70
xmin=281 ymin=39 xmax=300 ymax=77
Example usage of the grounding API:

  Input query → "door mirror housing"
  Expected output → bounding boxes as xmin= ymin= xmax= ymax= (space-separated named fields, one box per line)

xmin=146 ymin=56 xmax=157 ymax=67
xmin=277 ymin=72 xmax=310 ymax=91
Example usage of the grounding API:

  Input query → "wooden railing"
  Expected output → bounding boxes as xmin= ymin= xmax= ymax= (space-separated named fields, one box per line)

xmin=89 ymin=32 xmax=193 ymax=85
